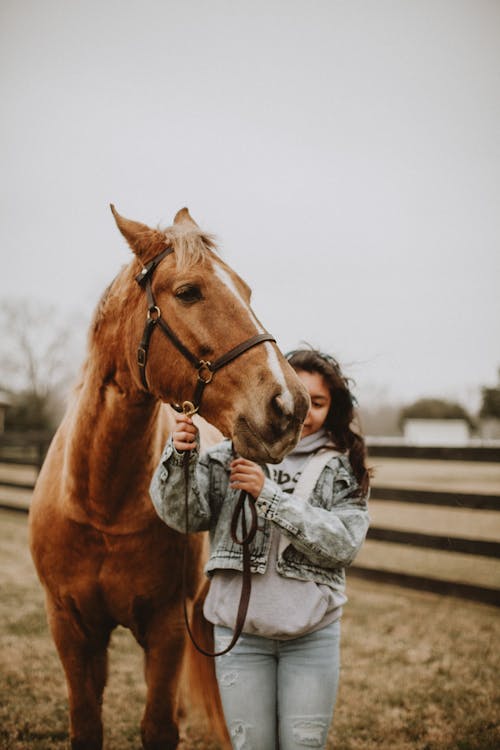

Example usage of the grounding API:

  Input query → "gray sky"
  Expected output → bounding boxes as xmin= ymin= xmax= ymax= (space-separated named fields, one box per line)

xmin=1 ymin=0 xmax=499 ymax=408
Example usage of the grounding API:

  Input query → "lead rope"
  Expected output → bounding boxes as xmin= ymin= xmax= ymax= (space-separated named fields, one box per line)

xmin=181 ymin=447 xmax=258 ymax=657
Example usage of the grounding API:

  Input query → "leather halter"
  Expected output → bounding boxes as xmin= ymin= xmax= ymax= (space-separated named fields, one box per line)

xmin=135 ymin=245 xmax=275 ymax=656
xmin=135 ymin=245 xmax=275 ymax=413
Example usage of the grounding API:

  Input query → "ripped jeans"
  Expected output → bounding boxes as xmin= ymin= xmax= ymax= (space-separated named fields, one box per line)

xmin=214 ymin=620 xmax=341 ymax=750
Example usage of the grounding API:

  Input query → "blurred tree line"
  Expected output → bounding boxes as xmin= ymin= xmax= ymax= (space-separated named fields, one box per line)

xmin=399 ymin=397 xmax=475 ymax=429
xmin=360 ymin=386 xmax=500 ymax=437
xmin=0 ymin=299 xmax=84 ymax=434
xmin=480 ymin=380 xmax=500 ymax=419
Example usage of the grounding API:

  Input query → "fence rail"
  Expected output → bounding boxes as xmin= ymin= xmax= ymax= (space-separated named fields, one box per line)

xmin=367 ymin=442 xmax=500 ymax=462
xmin=370 ymin=486 xmax=500 ymax=510
xmin=0 ymin=478 xmax=36 ymax=491
xmin=1 ymin=433 xmax=499 ymax=606
xmin=0 ymin=431 xmax=52 ymax=469
xmin=366 ymin=526 xmax=500 ymax=558
xmin=348 ymin=567 xmax=499 ymax=607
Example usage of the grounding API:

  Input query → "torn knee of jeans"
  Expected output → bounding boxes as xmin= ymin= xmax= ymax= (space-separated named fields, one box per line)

xmin=229 ymin=720 xmax=252 ymax=750
xmin=219 ymin=669 xmax=239 ymax=687
xmin=291 ymin=716 xmax=329 ymax=747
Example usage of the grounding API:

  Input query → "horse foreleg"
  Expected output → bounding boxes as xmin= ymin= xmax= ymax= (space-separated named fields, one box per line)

xmin=139 ymin=608 xmax=187 ymax=750
xmin=46 ymin=597 xmax=112 ymax=750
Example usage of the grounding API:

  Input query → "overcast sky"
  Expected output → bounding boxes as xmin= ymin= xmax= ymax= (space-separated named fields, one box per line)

xmin=1 ymin=0 xmax=499 ymax=408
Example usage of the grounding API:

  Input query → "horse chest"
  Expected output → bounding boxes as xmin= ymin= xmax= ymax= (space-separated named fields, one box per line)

xmin=38 ymin=517 xmax=188 ymax=617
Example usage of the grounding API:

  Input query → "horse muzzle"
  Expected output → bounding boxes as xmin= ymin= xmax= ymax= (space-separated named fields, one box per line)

xmin=232 ymin=387 xmax=309 ymax=463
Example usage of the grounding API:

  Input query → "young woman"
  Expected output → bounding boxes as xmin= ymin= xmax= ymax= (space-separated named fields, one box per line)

xmin=150 ymin=348 xmax=370 ymax=750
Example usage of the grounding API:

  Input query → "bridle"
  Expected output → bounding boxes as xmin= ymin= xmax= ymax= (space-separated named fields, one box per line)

xmin=135 ymin=245 xmax=275 ymax=656
xmin=135 ymin=245 xmax=275 ymax=414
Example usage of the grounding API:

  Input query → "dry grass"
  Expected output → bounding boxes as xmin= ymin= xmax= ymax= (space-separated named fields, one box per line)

xmin=1 ymin=510 xmax=499 ymax=750
xmin=333 ymin=581 xmax=499 ymax=749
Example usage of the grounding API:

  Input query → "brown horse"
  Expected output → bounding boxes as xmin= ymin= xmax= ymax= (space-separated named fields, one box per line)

xmin=29 ymin=205 xmax=309 ymax=750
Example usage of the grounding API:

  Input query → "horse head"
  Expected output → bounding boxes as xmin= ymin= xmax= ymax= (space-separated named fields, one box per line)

xmin=109 ymin=205 xmax=309 ymax=463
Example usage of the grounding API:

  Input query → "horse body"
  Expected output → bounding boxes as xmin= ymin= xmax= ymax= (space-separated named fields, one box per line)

xmin=29 ymin=207 xmax=308 ymax=749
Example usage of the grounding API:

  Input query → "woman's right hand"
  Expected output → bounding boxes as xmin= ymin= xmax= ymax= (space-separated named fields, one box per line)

xmin=172 ymin=413 xmax=198 ymax=452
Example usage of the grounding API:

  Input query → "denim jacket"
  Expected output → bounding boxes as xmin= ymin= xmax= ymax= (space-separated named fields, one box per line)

xmin=150 ymin=437 xmax=370 ymax=593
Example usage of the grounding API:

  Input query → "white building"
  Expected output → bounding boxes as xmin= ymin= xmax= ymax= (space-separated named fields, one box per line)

xmin=403 ymin=418 xmax=470 ymax=446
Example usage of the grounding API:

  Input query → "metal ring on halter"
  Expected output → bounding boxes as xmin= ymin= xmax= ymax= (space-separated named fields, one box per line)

xmin=147 ymin=305 xmax=161 ymax=321
xmin=197 ymin=360 xmax=214 ymax=384
xmin=182 ymin=400 xmax=199 ymax=417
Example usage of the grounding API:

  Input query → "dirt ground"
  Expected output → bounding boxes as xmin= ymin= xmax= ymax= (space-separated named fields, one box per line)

xmin=1 ymin=510 xmax=499 ymax=750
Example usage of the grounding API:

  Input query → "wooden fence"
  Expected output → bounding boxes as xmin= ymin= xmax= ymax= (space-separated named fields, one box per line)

xmin=350 ymin=442 xmax=500 ymax=606
xmin=1 ymin=433 xmax=499 ymax=607
xmin=0 ymin=431 xmax=52 ymax=470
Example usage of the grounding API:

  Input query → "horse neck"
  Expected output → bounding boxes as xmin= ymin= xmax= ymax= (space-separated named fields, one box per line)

xmin=65 ymin=354 xmax=169 ymax=529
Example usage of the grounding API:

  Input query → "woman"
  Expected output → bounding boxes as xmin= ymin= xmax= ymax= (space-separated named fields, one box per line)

xmin=150 ymin=348 xmax=370 ymax=749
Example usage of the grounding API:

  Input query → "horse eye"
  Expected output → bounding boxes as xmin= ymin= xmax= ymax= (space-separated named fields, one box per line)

xmin=175 ymin=285 xmax=202 ymax=304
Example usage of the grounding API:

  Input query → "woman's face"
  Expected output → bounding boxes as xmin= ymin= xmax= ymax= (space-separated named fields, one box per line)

xmin=296 ymin=369 xmax=332 ymax=438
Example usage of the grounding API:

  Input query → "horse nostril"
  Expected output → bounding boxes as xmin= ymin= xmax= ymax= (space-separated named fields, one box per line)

xmin=272 ymin=394 xmax=291 ymax=419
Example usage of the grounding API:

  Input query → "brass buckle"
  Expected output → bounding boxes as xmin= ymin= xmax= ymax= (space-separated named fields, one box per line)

xmin=147 ymin=305 xmax=161 ymax=322
xmin=182 ymin=401 xmax=199 ymax=417
xmin=197 ymin=360 xmax=213 ymax=384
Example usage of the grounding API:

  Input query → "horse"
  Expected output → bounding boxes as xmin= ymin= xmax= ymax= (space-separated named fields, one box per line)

xmin=29 ymin=205 xmax=309 ymax=750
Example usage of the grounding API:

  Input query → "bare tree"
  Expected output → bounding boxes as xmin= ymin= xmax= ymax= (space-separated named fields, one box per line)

xmin=0 ymin=298 xmax=84 ymax=430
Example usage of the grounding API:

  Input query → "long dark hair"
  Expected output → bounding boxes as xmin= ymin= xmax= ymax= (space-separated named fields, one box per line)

xmin=286 ymin=348 xmax=370 ymax=496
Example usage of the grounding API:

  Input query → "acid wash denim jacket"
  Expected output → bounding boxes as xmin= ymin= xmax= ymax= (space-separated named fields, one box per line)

xmin=150 ymin=437 xmax=370 ymax=593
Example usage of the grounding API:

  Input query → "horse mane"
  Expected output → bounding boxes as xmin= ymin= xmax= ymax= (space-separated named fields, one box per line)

xmin=88 ymin=275 xmax=123 ymax=338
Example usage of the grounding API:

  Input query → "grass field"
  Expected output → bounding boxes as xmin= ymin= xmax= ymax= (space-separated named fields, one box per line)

xmin=1 ymin=510 xmax=499 ymax=750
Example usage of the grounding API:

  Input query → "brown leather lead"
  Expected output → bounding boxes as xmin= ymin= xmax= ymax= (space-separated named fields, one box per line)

xmin=181 ymin=451 xmax=258 ymax=657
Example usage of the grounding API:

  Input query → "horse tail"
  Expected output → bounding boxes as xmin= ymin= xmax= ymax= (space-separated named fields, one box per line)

xmin=183 ymin=578 xmax=230 ymax=747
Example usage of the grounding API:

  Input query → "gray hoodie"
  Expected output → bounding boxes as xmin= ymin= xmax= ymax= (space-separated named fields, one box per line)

xmin=204 ymin=430 xmax=348 ymax=639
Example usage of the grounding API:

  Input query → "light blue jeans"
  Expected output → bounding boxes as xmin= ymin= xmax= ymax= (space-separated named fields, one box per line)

xmin=214 ymin=620 xmax=341 ymax=750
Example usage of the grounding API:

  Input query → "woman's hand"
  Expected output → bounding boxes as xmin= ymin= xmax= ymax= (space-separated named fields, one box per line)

xmin=172 ymin=413 xmax=198 ymax=452
xmin=230 ymin=458 xmax=265 ymax=499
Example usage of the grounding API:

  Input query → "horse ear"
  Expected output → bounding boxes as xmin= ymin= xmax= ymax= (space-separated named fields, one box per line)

xmin=173 ymin=207 xmax=199 ymax=227
xmin=110 ymin=204 xmax=158 ymax=258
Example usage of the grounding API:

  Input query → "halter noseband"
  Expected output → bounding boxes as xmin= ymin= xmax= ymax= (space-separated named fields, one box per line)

xmin=135 ymin=245 xmax=276 ymax=415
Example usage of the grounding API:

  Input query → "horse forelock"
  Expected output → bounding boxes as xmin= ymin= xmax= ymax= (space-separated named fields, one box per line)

xmin=161 ymin=224 xmax=218 ymax=271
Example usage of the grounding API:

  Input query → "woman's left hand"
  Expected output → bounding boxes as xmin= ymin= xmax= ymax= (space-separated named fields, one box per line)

xmin=230 ymin=458 xmax=265 ymax=499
